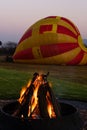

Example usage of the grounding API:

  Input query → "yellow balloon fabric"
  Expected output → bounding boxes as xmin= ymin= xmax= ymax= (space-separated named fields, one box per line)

xmin=13 ymin=16 xmax=87 ymax=65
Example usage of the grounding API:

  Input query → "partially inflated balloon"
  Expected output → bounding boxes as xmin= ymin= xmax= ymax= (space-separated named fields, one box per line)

xmin=13 ymin=16 xmax=87 ymax=65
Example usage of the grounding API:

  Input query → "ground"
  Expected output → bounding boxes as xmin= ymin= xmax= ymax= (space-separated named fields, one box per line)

xmin=0 ymin=62 xmax=87 ymax=129
xmin=0 ymin=99 xmax=87 ymax=130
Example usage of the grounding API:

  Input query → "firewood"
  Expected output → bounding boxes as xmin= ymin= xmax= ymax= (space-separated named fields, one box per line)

xmin=12 ymin=72 xmax=61 ymax=119
xmin=12 ymin=73 xmax=39 ymax=117
xmin=12 ymin=84 xmax=34 ymax=117
xmin=45 ymin=83 xmax=61 ymax=117
xmin=38 ymin=84 xmax=49 ymax=118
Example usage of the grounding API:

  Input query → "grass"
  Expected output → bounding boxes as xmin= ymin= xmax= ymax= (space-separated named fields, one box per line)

xmin=0 ymin=68 xmax=33 ymax=99
xmin=0 ymin=66 xmax=87 ymax=101
xmin=51 ymin=78 xmax=87 ymax=101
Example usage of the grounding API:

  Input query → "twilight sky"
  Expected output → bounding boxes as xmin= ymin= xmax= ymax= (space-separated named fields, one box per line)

xmin=0 ymin=0 xmax=87 ymax=43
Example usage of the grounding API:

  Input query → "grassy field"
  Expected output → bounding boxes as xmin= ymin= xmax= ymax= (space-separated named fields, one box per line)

xmin=0 ymin=62 xmax=87 ymax=101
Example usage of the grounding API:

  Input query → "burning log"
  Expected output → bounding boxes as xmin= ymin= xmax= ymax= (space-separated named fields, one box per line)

xmin=12 ymin=72 xmax=39 ymax=117
xmin=38 ymin=83 xmax=50 ymax=118
xmin=12 ymin=72 xmax=61 ymax=119
xmin=45 ymin=84 xmax=61 ymax=117
xmin=38 ymin=73 xmax=61 ymax=118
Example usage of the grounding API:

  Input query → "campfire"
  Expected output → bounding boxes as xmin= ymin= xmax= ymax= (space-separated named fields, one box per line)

xmin=12 ymin=72 xmax=61 ymax=119
xmin=0 ymin=72 xmax=83 ymax=130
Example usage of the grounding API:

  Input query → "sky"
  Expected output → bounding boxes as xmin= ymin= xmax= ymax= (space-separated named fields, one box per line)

xmin=0 ymin=0 xmax=87 ymax=43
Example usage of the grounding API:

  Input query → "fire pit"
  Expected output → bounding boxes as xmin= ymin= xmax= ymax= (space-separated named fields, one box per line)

xmin=0 ymin=72 xmax=83 ymax=130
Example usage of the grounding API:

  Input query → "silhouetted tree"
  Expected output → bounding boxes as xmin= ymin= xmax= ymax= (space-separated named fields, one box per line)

xmin=0 ymin=41 xmax=2 ymax=46
xmin=0 ymin=41 xmax=17 ymax=62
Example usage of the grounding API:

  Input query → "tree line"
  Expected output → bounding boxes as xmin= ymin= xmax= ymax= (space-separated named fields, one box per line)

xmin=0 ymin=41 xmax=17 ymax=62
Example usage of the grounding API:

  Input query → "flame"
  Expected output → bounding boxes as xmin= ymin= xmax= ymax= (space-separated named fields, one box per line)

xmin=18 ymin=80 xmax=31 ymax=103
xmin=28 ymin=84 xmax=39 ymax=116
xmin=47 ymin=103 xmax=56 ymax=118
xmin=46 ymin=92 xmax=56 ymax=118
xmin=18 ymin=74 xmax=58 ymax=119
xmin=28 ymin=75 xmax=43 ymax=117
xmin=18 ymin=86 xmax=27 ymax=103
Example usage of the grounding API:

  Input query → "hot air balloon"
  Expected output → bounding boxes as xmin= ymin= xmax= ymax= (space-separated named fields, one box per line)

xmin=13 ymin=16 xmax=87 ymax=65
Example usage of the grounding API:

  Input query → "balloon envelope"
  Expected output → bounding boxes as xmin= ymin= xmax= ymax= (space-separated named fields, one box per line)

xmin=13 ymin=16 xmax=87 ymax=65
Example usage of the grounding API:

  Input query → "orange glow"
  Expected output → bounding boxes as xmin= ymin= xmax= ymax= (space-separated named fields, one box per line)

xmin=18 ymin=86 xmax=27 ymax=103
xmin=28 ymin=76 xmax=43 ymax=117
xmin=28 ymin=84 xmax=39 ymax=116
xmin=18 ymin=80 xmax=31 ymax=103
xmin=46 ymin=92 xmax=56 ymax=118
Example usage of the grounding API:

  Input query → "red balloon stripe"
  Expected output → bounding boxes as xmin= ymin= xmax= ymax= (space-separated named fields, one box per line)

xmin=61 ymin=17 xmax=80 ymax=35
xmin=40 ymin=43 xmax=79 ymax=58
xmin=44 ymin=16 xmax=57 ymax=19
xmin=39 ymin=25 xmax=53 ymax=34
xmin=67 ymin=50 xmax=84 ymax=65
xmin=57 ymin=25 xmax=78 ymax=39
xmin=19 ymin=29 xmax=32 ymax=44
xmin=13 ymin=48 xmax=34 ymax=60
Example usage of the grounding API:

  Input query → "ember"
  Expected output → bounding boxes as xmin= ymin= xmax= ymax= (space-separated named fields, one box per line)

xmin=12 ymin=72 xmax=61 ymax=119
